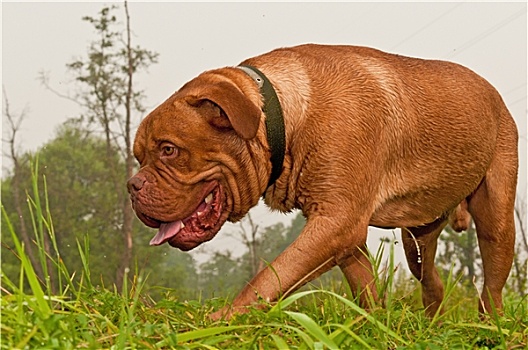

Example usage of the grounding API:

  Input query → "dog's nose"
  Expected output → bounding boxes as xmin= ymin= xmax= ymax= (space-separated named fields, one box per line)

xmin=127 ymin=175 xmax=146 ymax=193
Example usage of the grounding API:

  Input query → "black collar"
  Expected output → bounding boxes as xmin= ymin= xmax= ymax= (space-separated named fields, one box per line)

xmin=238 ymin=65 xmax=285 ymax=189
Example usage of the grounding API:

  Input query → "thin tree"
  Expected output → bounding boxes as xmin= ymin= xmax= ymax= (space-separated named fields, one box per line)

xmin=222 ymin=213 xmax=261 ymax=277
xmin=2 ymin=88 xmax=57 ymax=291
xmin=2 ymin=88 xmax=40 ymax=276
xmin=437 ymin=220 xmax=481 ymax=286
xmin=39 ymin=2 xmax=158 ymax=289
xmin=515 ymin=199 xmax=528 ymax=253
xmin=240 ymin=214 xmax=261 ymax=276
xmin=119 ymin=0 xmax=141 ymax=288
xmin=512 ymin=199 xmax=527 ymax=295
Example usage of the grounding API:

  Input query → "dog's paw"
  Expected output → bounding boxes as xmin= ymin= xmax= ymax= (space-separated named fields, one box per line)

xmin=209 ymin=306 xmax=231 ymax=321
xmin=209 ymin=305 xmax=252 ymax=321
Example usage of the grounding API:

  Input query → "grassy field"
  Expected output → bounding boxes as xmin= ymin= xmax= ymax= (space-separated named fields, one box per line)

xmin=1 ymin=182 xmax=527 ymax=349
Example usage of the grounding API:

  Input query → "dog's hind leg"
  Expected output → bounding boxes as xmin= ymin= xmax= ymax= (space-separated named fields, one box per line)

xmin=338 ymin=243 xmax=379 ymax=309
xmin=467 ymin=115 xmax=518 ymax=314
xmin=402 ymin=218 xmax=448 ymax=317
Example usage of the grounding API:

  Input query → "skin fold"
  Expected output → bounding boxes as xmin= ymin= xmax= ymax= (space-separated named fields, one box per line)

xmin=127 ymin=44 xmax=518 ymax=320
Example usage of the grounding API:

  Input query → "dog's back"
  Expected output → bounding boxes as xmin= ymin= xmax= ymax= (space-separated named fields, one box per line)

xmin=245 ymin=44 xmax=516 ymax=228
xmin=243 ymin=44 xmax=517 ymax=316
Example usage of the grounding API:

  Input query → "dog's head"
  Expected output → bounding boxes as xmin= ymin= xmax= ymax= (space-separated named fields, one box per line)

xmin=128 ymin=68 xmax=269 ymax=250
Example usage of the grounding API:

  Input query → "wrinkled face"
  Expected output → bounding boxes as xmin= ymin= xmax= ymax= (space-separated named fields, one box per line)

xmin=127 ymin=69 xmax=266 ymax=251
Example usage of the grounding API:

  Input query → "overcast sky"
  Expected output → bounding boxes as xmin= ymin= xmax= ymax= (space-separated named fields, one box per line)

xmin=2 ymin=1 xmax=527 ymax=261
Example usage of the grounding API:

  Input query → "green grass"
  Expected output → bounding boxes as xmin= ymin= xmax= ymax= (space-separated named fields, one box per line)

xmin=1 ymin=168 xmax=527 ymax=349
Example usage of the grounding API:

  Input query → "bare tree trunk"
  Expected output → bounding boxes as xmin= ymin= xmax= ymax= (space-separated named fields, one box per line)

xmin=239 ymin=214 xmax=260 ymax=276
xmin=38 ymin=3 xmax=158 ymax=291
xmin=513 ymin=202 xmax=527 ymax=295
xmin=465 ymin=219 xmax=476 ymax=283
xmin=2 ymin=89 xmax=43 ymax=279
xmin=116 ymin=0 xmax=135 ymax=291
xmin=515 ymin=203 xmax=527 ymax=253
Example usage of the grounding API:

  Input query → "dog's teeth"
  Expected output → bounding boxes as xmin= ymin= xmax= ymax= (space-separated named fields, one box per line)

xmin=205 ymin=193 xmax=213 ymax=204
xmin=180 ymin=222 xmax=185 ymax=229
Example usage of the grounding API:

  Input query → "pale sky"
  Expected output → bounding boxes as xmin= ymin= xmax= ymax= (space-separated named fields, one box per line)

xmin=2 ymin=1 xmax=527 ymax=262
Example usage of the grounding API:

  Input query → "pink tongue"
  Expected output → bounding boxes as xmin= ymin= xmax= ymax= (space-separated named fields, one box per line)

xmin=149 ymin=220 xmax=183 ymax=246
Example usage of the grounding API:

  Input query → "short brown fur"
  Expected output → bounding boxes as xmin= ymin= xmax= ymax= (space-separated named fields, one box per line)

xmin=128 ymin=44 xmax=518 ymax=319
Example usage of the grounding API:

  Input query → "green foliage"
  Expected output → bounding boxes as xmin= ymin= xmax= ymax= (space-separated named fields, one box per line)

xmin=2 ymin=192 xmax=527 ymax=348
xmin=258 ymin=213 xmax=306 ymax=262
xmin=62 ymin=2 xmax=160 ymax=292
xmin=1 ymin=124 xmax=197 ymax=298
xmin=2 ymin=4 xmax=526 ymax=347
xmin=66 ymin=5 xmax=158 ymax=130
xmin=437 ymin=222 xmax=481 ymax=287
xmin=198 ymin=251 xmax=246 ymax=300
xmin=2 ymin=125 xmax=119 ymax=285
xmin=196 ymin=213 xmax=307 ymax=299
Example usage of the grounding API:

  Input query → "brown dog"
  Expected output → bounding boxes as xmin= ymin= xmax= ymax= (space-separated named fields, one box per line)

xmin=127 ymin=44 xmax=518 ymax=319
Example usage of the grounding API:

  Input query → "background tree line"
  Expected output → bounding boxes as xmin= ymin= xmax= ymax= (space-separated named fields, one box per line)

xmin=2 ymin=2 xmax=526 ymax=302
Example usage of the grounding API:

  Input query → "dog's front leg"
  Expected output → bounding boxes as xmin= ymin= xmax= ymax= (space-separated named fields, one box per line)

xmin=210 ymin=215 xmax=365 ymax=320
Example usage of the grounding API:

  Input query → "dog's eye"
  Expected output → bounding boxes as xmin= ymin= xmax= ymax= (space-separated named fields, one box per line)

xmin=163 ymin=146 xmax=175 ymax=155
xmin=160 ymin=143 xmax=178 ymax=158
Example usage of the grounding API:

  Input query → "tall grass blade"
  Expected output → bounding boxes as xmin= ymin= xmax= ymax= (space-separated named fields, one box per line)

xmin=330 ymin=323 xmax=373 ymax=349
xmin=428 ymin=264 xmax=463 ymax=326
xmin=41 ymin=173 xmax=65 ymax=294
xmin=487 ymin=289 xmax=507 ymax=348
xmin=167 ymin=326 xmax=249 ymax=343
xmin=274 ymin=289 xmax=408 ymax=345
xmin=2 ymin=205 xmax=51 ymax=318
xmin=27 ymin=159 xmax=53 ymax=294
xmin=385 ymin=236 xmax=396 ymax=311
xmin=331 ymin=292 xmax=407 ymax=344
xmin=285 ymin=311 xmax=339 ymax=349
xmin=270 ymin=334 xmax=290 ymax=349
xmin=269 ymin=290 xmax=318 ymax=313
xmin=25 ymin=160 xmax=78 ymax=298
xmin=76 ymin=235 xmax=93 ymax=290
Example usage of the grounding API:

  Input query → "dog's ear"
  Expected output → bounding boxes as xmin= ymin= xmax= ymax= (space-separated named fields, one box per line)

xmin=185 ymin=81 xmax=261 ymax=140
